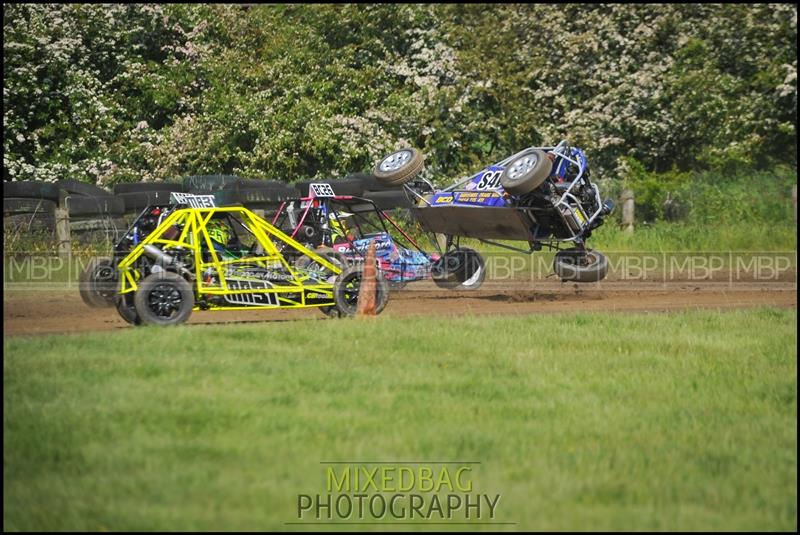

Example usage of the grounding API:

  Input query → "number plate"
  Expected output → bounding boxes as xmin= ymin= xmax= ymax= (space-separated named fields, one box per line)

xmin=170 ymin=192 xmax=216 ymax=208
xmin=309 ymin=183 xmax=336 ymax=197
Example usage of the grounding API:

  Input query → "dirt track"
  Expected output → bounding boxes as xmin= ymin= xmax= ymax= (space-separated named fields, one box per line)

xmin=4 ymin=275 xmax=796 ymax=337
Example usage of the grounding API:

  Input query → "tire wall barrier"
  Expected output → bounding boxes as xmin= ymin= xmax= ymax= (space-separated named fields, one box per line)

xmin=4 ymin=174 xmax=395 ymax=247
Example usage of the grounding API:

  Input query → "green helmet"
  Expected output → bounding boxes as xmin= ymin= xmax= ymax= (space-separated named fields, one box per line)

xmin=207 ymin=219 xmax=229 ymax=245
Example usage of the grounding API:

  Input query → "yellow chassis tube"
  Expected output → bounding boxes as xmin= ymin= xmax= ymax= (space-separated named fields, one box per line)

xmin=117 ymin=206 xmax=342 ymax=311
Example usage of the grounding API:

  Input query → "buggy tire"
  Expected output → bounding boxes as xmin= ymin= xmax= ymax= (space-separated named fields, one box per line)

xmin=116 ymin=294 xmax=142 ymax=325
xmin=372 ymin=148 xmax=424 ymax=186
xmin=79 ymin=257 xmax=118 ymax=308
xmin=333 ymin=264 xmax=389 ymax=317
xmin=432 ymin=247 xmax=486 ymax=291
xmin=500 ymin=149 xmax=553 ymax=196
xmin=133 ymin=271 xmax=194 ymax=326
xmin=553 ymin=248 xmax=608 ymax=283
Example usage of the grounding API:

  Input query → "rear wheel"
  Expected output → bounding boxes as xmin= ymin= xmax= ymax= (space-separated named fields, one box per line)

xmin=115 ymin=293 xmax=142 ymax=325
xmin=432 ymin=248 xmax=486 ymax=291
xmin=79 ymin=257 xmax=118 ymax=308
xmin=500 ymin=149 xmax=553 ymax=195
xmin=133 ymin=271 xmax=195 ymax=325
xmin=372 ymin=148 xmax=424 ymax=186
xmin=333 ymin=264 xmax=390 ymax=317
xmin=553 ymin=248 xmax=608 ymax=282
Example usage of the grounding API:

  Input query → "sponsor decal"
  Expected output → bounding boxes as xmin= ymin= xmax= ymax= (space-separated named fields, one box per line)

xmin=170 ymin=192 xmax=216 ymax=208
xmin=223 ymin=278 xmax=280 ymax=306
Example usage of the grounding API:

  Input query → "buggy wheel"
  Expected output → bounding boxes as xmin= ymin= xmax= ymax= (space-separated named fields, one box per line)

xmin=333 ymin=264 xmax=389 ymax=317
xmin=133 ymin=271 xmax=194 ymax=326
xmin=115 ymin=294 xmax=142 ymax=325
xmin=500 ymin=149 xmax=553 ymax=195
xmin=320 ymin=305 xmax=342 ymax=318
xmin=372 ymin=148 xmax=424 ymax=186
xmin=553 ymin=248 xmax=608 ymax=282
xmin=79 ymin=257 xmax=118 ymax=308
xmin=432 ymin=248 xmax=486 ymax=291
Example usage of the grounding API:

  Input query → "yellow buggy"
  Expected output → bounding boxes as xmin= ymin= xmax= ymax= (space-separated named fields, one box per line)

xmin=81 ymin=193 xmax=389 ymax=326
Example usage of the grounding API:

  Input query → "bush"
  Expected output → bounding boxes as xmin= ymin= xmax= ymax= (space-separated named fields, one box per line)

xmin=3 ymin=4 xmax=797 ymax=187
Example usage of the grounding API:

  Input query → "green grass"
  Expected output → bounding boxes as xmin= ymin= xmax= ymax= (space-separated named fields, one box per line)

xmin=4 ymin=309 xmax=797 ymax=531
xmin=592 ymin=221 xmax=797 ymax=252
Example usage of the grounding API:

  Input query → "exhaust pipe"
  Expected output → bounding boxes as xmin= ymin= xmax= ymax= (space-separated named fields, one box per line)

xmin=142 ymin=244 xmax=195 ymax=280
xmin=143 ymin=244 xmax=176 ymax=266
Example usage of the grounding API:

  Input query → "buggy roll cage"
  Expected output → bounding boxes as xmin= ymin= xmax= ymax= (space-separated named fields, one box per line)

xmin=270 ymin=192 xmax=432 ymax=258
xmin=401 ymin=139 xmax=606 ymax=250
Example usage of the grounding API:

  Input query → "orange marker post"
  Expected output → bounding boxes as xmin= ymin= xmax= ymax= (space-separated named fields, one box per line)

xmin=356 ymin=241 xmax=377 ymax=317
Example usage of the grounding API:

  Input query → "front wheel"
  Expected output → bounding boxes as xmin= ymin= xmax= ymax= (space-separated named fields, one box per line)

xmin=133 ymin=271 xmax=195 ymax=326
xmin=372 ymin=148 xmax=424 ymax=186
xmin=500 ymin=149 xmax=553 ymax=196
xmin=553 ymin=248 xmax=608 ymax=282
xmin=432 ymin=248 xmax=486 ymax=291
xmin=333 ymin=264 xmax=390 ymax=317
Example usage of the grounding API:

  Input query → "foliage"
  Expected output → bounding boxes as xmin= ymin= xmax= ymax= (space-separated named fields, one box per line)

xmin=617 ymin=159 xmax=797 ymax=224
xmin=3 ymin=4 xmax=797 ymax=186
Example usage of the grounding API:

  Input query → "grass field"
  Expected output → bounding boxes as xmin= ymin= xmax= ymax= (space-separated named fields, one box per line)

xmin=4 ymin=308 xmax=797 ymax=531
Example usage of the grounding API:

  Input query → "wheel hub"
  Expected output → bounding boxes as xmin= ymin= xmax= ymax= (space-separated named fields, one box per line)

xmin=507 ymin=154 xmax=538 ymax=180
xmin=148 ymin=284 xmax=182 ymax=317
xmin=379 ymin=150 xmax=412 ymax=172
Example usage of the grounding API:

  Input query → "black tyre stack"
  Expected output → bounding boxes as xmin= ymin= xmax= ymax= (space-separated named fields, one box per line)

xmin=3 ymin=170 xmax=411 ymax=247
xmin=114 ymin=182 xmax=184 ymax=215
xmin=59 ymin=179 xmax=127 ymax=243
xmin=215 ymin=178 xmax=296 ymax=216
xmin=3 ymin=182 xmax=61 ymax=235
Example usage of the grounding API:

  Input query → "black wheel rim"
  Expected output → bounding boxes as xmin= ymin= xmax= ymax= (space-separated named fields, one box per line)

xmin=342 ymin=274 xmax=361 ymax=307
xmin=147 ymin=283 xmax=183 ymax=318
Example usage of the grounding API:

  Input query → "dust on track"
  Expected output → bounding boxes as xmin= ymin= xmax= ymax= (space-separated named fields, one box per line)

xmin=4 ymin=275 xmax=796 ymax=337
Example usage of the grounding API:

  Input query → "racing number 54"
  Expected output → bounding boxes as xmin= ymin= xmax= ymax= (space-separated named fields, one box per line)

xmin=477 ymin=170 xmax=502 ymax=190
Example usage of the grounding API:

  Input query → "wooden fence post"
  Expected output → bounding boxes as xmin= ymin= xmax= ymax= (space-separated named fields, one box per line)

xmin=620 ymin=189 xmax=635 ymax=233
xmin=55 ymin=207 xmax=71 ymax=256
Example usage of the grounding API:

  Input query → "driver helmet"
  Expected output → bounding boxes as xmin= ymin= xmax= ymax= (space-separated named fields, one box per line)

xmin=328 ymin=211 xmax=353 ymax=240
xmin=206 ymin=218 xmax=230 ymax=245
